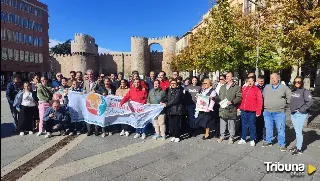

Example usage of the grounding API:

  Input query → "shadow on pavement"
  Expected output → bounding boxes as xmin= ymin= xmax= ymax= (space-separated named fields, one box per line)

xmin=1 ymin=123 xmax=15 ymax=138
xmin=286 ymin=125 xmax=320 ymax=151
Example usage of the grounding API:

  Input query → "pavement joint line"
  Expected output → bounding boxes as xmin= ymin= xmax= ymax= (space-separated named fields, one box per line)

xmin=30 ymin=137 xmax=170 ymax=181
xmin=1 ymin=136 xmax=65 ymax=177
xmin=17 ymin=134 xmax=87 ymax=181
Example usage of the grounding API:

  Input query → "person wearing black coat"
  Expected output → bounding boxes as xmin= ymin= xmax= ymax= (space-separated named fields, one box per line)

xmin=161 ymin=79 xmax=185 ymax=143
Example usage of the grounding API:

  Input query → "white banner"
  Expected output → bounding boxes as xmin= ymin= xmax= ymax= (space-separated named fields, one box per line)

xmin=68 ymin=91 xmax=164 ymax=128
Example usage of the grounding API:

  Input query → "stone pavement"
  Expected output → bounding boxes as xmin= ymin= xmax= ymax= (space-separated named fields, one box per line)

xmin=1 ymin=91 xmax=320 ymax=181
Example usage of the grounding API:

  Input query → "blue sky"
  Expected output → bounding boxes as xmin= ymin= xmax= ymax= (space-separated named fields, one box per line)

xmin=43 ymin=0 xmax=214 ymax=53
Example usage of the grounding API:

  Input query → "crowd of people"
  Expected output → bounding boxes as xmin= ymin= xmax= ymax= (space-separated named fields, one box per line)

xmin=6 ymin=69 xmax=313 ymax=155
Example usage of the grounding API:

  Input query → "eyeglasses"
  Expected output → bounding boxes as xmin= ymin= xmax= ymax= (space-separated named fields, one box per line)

xmin=219 ymin=79 xmax=225 ymax=80
xmin=202 ymin=82 xmax=208 ymax=85
xmin=294 ymin=81 xmax=302 ymax=84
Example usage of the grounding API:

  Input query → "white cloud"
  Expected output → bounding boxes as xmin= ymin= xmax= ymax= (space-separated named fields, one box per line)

xmin=98 ymin=47 xmax=116 ymax=54
xmin=49 ymin=39 xmax=64 ymax=48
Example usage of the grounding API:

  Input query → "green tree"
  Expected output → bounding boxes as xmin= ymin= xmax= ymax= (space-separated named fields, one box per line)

xmin=50 ymin=39 xmax=71 ymax=54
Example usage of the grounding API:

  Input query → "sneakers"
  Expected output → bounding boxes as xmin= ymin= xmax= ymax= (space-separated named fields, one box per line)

xmin=45 ymin=133 xmax=51 ymax=138
xmin=108 ymin=132 xmax=113 ymax=136
xmin=134 ymin=133 xmax=140 ymax=139
xmin=291 ymin=149 xmax=303 ymax=155
xmin=170 ymin=137 xmax=176 ymax=142
xmin=19 ymin=132 xmax=25 ymax=136
xmin=262 ymin=142 xmax=272 ymax=147
xmin=238 ymin=139 xmax=246 ymax=145
xmin=28 ymin=131 xmax=33 ymax=135
xmin=279 ymin=146 xmax=287 ymax=152
xmin=124 ymin=131 xmax=130 ymax=137
xmin=161 ymin=136 xmax=166 ymax=141
xmin=120 ymin=130 xmax=125 ymax=136
xmin=250 ymin=140 xmax=255 ymax=146
xmin=152 ymin=134 xmax=159 ymax=140
xmin=228 ymin=138 xmax=234 ymax=144
xmin=77 ymin=131 xmax=81 ymax=135
xmin=101 ymin=133 xmax=107 ymax=137
xmin=37 ymin=132 xmax=43 ymax=136
xmin=288 ymin=147 xmax=297 ymax=152
xmin=141 ymin=133 xmax=146 ymax=139
xmin=69 ymin=132 xmax=74 ymax=136
xmin=217 ymin=137 xmax=224 ymax=143
xmin=174 ymin=138 xmax=180 ymax=142
xmin=59 ymin=131 xmax=66 ymax=136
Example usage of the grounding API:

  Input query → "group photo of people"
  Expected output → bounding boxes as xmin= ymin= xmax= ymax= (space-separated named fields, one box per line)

xmin=6 ymin=69 xmax=314 ymax=156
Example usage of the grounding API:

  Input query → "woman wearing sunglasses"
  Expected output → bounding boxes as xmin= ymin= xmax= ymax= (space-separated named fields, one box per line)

xmin=288 ymin=77 xmax=313 ymax=155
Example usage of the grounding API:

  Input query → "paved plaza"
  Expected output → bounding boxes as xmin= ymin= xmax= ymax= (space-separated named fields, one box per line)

xmin=1 ymin=91 xmax=319 ymax=181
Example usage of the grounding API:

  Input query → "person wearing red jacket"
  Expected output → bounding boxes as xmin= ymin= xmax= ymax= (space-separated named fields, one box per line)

xmin=120 ymin=79 xmax=148 ymax=139
xmin=238 ymin=76 xmax=263 ymax=146
xmin=158 ymin=71 xmax=169 ymax=91
xmin=129 ymin=73 xmax=148 ymax=90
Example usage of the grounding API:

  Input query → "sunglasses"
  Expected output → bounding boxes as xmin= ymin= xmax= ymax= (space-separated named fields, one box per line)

xmin=202 ymin=83 xmax=208 ymax=85
xmin=294 ymin=81 xmax=302 ymax=84
xmin=220 ymin=79 xmax=225 ymax=80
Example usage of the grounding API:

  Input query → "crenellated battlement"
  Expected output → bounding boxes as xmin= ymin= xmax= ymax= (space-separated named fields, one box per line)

xmin=132 ymin=36 xmax=179 ymax=42
xmin=99 ymin=52 xmax=132 ymax=57
xmin=51 ymin=53 xmax=73 ymax=58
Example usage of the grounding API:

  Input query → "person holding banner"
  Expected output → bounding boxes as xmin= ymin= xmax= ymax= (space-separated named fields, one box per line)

xmin=161 ymin=79 xmax=185 ymax=143
xmin=129 ymin=72 xmax=148 ymax=90
xmin=95 ymin=78 xmax=116 ymax=137
xmin=148 ymin=80 xmax=167 ymax=140
xmin=195 ymin=78 xmax=217 ymax=140
xmin=120 ymin=79 xmax=148 ymax=139
xmin=116 ymin=79 xmax=131 ymax=137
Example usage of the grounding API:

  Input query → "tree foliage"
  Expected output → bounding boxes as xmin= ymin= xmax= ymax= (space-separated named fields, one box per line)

xmin=50 ymin=39 xmax=72 ymax=55
xmin=172 ymin=0 xmax=320 ymax=74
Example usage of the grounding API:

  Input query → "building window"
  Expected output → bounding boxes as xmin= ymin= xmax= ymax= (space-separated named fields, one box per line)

xmin=19 ymin=16 xmax=22 ymax=26
xmin=34 ymin=53 xmax=38 ymax=63
xmin=29 ymin=36 xmax=33 ymax=45
xmin=1 ymin=0 xmax=4 ymax=4
xmin=12 ymin=0 xmax=16 ymax=8
xmin=34 ymin=37 xmax=38 ymax=46
xmin=38 ymin=24 xmax=42 ymax=32
xmin=28 ymin=20 xmax=33 ymax=29
xmin=5 ymin=0 xmax=10 ymax=6
xmin=19 ymin=32 xmax=23 ymax=43
xmin=9 ymin=13 xmax=13 ymax=23
xmin=23 ymin=18 xmax=28 ymax=28
xmin=24 ymin=51 xmax=29 ymax=62
xmin=30 ymin=52 xmax=34 ymax=62
xmin=39 ymin=53 xmax=43 ymax=63
xmin=1 ymin=11 xmax=4 ymax=22
xmin=1 ymin=29 xmax=6 ymax=40
xmin=8 ymin=49 xmax=13 ymax=60
xmin=19 ymin=50 xmax=24 ymax=61
xmin=14 ymin=14 xmax=18 ymax=25
xmin=37 ymin=10 xmax=41 ymax=17
xmin=12 ymin=14 xmax=16 ymax=24
xmin=33 ymin=22 xmax=37 ymax=31
xmin=7 ymin=30 xmax=12 ymax=41
xmin=13 ymin=31 xmax=18 ymax=42
xmin=24 ymin=3 xmax=28 ymax=12
xmin=38 ymin=38 xmax=43 ymax=47
xmin=4 ymin=12 xmax=8 ymax=22
xmin=24 ymin=34 xmax=28 ymax=44
xmin=2 ymin=47 xmax=7 ymax=60
xmin=14 ymin=49 xmax=19 ymax=61
xmin=18 ymin=1 xmax=22 ymax=10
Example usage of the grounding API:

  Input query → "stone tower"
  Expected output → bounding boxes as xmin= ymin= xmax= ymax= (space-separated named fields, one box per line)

xmin=131 ymin=36 xmax=178 ymax=76
xmin=71 ymin=33 xmax=99 ymax=73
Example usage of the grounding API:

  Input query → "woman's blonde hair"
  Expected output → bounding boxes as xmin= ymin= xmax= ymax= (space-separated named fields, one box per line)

xmin=202 ymin=78 xmax=212 ymax=87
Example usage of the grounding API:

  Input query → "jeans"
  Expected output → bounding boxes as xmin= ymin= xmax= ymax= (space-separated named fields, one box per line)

xmin=240 ymin=110 xmax=256 ymax=141
xmin=291 ymin=112 xmax=307 ymax=150
xmin=136 ymin=125 xmax=147 ymax=134
xmin=264 ymin=111 xmax=286 ymax=147
xmin=188 ymin=104 xmax=198 ymax=129
xmin=9 ymin=102 xmax=19 ymax=128
xmin=256 ymin=114 xmax=265 ymax=140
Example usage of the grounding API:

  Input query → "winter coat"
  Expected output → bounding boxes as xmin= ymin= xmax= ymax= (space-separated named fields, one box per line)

xmin=37 ymin=84 xmax=54 ymax=102
xmin=6 ymin=82 xmax=21 ymax=104
xmin=164 ymin=87 xmax=185 ymax=116
xmin=13 ymin=90 xmax=38 ymax=111
xmin=119 ymin=86 xmax=148 ymax=106
xmin=239 ymin=85 xmax=263 ymax=116
xmin=43 ymin=106 xmax=67 ymax=124
xmin=95 ymin=84 xmax=116 ymax=96
xmin=218 ymin=83 xmax=242 ymax=119
xmin=290 ymin=88 xmax=313 ymax=114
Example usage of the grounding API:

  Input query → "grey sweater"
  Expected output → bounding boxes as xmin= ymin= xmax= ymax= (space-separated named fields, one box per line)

xmin=263 ymin=84 xmax=291 ymax=112
xmin=290 ymin=88 xmax=313 ymax=113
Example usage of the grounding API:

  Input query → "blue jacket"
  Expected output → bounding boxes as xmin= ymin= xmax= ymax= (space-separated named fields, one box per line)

xmin=52 ymin=80 xmax=61 ymax=89
xmin=43 ymin=107 xmax=67 ymax=123
xmin=6 ymin=82 xmax=21 ymax=104
xmin=13 ymin=90 xmax=38 ymax=111
xmin=145 ymin=78 xmax=155 ymax=90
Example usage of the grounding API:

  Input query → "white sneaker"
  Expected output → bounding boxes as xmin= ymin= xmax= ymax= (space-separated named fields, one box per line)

xmin=170 ymin=137 xmax=175 ymax=142
xmin=108 ymin=132 xmax=113 ymax=136
xmin=20 ymin=132 xmax=25 ymax=136
xmin=120 ymin=130 xmax=125 ymax=136
xmin=69 ymin=132 xmax=74 ymax=136
xmin=45 ymin=133 xmax=51 ymax=138
xmin=37 ymin=132 xmax=42 ymax=136
xmin=124 ymin=131 xmax=130 ymax=137
xmin=250 ymin=140 xmax=255 ymax=146
xmin=238 ymin=139 xmax=246 ymax=144
xmin=133 ymin=133 xmax=140 ymax=139
xmin=141 ymin=133 xmax=146 ymax=139
xmin=101 ymin=133 xmax=106 ymax=137
xmin=174 ymin=138 xmax=180 ymax=142
xmin=77 ymin=131 xmax=81 ymax=135
xmin=28 ymin=131 xmax=33 ymax=135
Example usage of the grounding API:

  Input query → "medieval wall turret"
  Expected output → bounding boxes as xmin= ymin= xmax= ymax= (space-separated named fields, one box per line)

xmin=131 ymin=36 xmax=149 ymax=75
